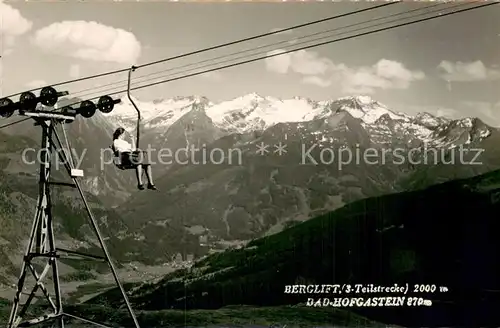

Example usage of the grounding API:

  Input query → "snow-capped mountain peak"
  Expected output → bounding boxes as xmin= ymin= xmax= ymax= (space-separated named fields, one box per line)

xmin=97 ymin=93 xmax=493 ymax=150
xmin=205 ymin=94 xmax=323 ymax=133
xmin=106 ymin=93 xmax=418 ymax=133
xmin=103 ymin=96 xmax=203 ymax=131
xmin=412 ymin=112 xmax=449 ymax=129
xmin=334 ymin=95 xmax=409 ymax=124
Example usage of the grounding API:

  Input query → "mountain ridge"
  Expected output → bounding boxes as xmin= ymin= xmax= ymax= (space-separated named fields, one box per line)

xmin=105 ymin=94 xmax=471 ymax=134
xmin=1 ymin=93 xmax=498 ymax=268
xmin=101 ymin=94 xmax=494 ymax=157
xmin=112 ymin=93 xmax=499 ymax=262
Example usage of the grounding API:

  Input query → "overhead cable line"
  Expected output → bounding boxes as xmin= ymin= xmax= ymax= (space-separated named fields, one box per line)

xmin=57 ymin=1 xmax=461 ymax=104
xmin=69 ymin=1 xmax=446 ymax=99
xmin=109 ymin=2 xmax=497 ymax=95
xmin=0 ymin=1 xmax=495 ymax=130
xmin=4 ymin=2 xmax=397 ymax=99
xmin=63 ymin=1 xmax=477 ymax=106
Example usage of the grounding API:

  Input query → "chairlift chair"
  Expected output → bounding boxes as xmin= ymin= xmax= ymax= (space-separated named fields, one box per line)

xmin=110 ymin=145 xmax=137 ymax=170
xmin=111 ymin=66 xmax=142 ymax=171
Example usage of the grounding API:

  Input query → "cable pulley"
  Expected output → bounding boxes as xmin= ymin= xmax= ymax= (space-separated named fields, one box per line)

xmin=97 ymin=95 xmax=120 ymax=114
xmin=19 ymin=92 xmax=38 ymax=111
xmin=79 ymin=100 xmax=96 ymax=118
xmin=40 ymin=86 xmax=65 ymax=107
xmin=0 ymin=98 xmax=16 ymax=118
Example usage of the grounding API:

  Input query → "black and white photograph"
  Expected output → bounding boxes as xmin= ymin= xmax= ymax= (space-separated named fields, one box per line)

xmin=0 ymin=0 xmax=500 ymax=327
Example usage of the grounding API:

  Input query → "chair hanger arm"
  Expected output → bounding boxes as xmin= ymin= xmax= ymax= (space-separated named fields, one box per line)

xmin=127 ymin=66 xmax=141 ymax=150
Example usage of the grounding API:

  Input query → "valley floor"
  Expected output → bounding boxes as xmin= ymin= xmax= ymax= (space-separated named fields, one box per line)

xmin=0 ymin=262 xmax=179 ymax=304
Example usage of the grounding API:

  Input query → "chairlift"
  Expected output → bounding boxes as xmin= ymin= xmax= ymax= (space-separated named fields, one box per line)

xmin=110 ymin=66 xmax=142 ymax=170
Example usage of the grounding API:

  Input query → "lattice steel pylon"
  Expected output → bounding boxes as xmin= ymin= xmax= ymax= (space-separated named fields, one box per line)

xmin=7 ymin=110 xmax=141 ymax=328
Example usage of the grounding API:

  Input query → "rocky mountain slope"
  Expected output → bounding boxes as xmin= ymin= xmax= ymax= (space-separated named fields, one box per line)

xmin=108 ymin=94 xmax=499 ymax=260
xmin=91 ymin=168 xmax=500 ymax=327
xmin=0 ymin=131 xmax=126 ymax=283
xmin=0 ymin=130 xmax=170 ymax=291
xmin=107 ymin=93 xmax=490 ymax=149
xmin=4 ymin=93 xmax=492 ymax=210
xmin=1 ymin=93 xmax=498 ymax=266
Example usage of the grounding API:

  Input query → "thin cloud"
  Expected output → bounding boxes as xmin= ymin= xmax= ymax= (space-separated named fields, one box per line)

xmin=0 ymin=2 xmax=33 ymax=54
xmin=265 ymin=49 xmax=425 ymax=94
xmin=32 ymin=21 xmax=142 ymax=65
xmin=460 ymin=101 xmax=500 ymax=126
xmin=437 ymin=60 xmax=500 ymax=82
xmin=0 ymin=2 xmax=32 ymax=36
xmin=302 ymin=76 xmax=331 ymax=88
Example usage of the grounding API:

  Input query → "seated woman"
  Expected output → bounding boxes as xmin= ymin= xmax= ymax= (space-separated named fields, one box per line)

xmin=112 ymin=127 xmax=157 ymax=190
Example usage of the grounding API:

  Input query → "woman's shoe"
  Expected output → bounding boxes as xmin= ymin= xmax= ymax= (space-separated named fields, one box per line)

xmin=138 ymin=184 xmax=145 ymax=190
xmin=147 ymin=184 xmax=157 ymax=190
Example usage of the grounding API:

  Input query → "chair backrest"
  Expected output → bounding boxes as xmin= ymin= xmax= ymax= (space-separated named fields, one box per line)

xmin=110 ymin=144 xmax=119 ymax=157
xmin=109 ymin=145 xmax=123 ymax=167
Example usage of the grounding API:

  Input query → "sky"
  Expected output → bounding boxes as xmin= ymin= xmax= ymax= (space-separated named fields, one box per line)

xmin=1 ymin=1 xmax=500 ymax=126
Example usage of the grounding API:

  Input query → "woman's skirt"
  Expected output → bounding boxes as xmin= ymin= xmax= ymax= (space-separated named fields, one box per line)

xmin=120 ymin=150 xmax=151 ymax=166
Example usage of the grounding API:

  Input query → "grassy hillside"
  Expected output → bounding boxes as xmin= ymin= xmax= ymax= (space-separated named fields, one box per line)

xmin=89 ymin=169 xmax=500 ymax=327
xmin=0 ymin=302 xmax=385 ymax=327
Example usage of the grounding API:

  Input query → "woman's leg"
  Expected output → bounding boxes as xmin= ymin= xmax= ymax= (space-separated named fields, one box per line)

xmin=122 ymin=152 xmax=145 ymax=189
xmin=135 ymin=164 xmax=144 ymax=187
xmin=144 ymin=165 xmax=156 ymax=189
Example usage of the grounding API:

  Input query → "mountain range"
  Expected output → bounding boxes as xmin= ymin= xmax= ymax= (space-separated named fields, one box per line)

xmin=0 ymin=93 xmax=499 ymax=282
xmin=103 ymin=94 xmax=500 ymax=259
